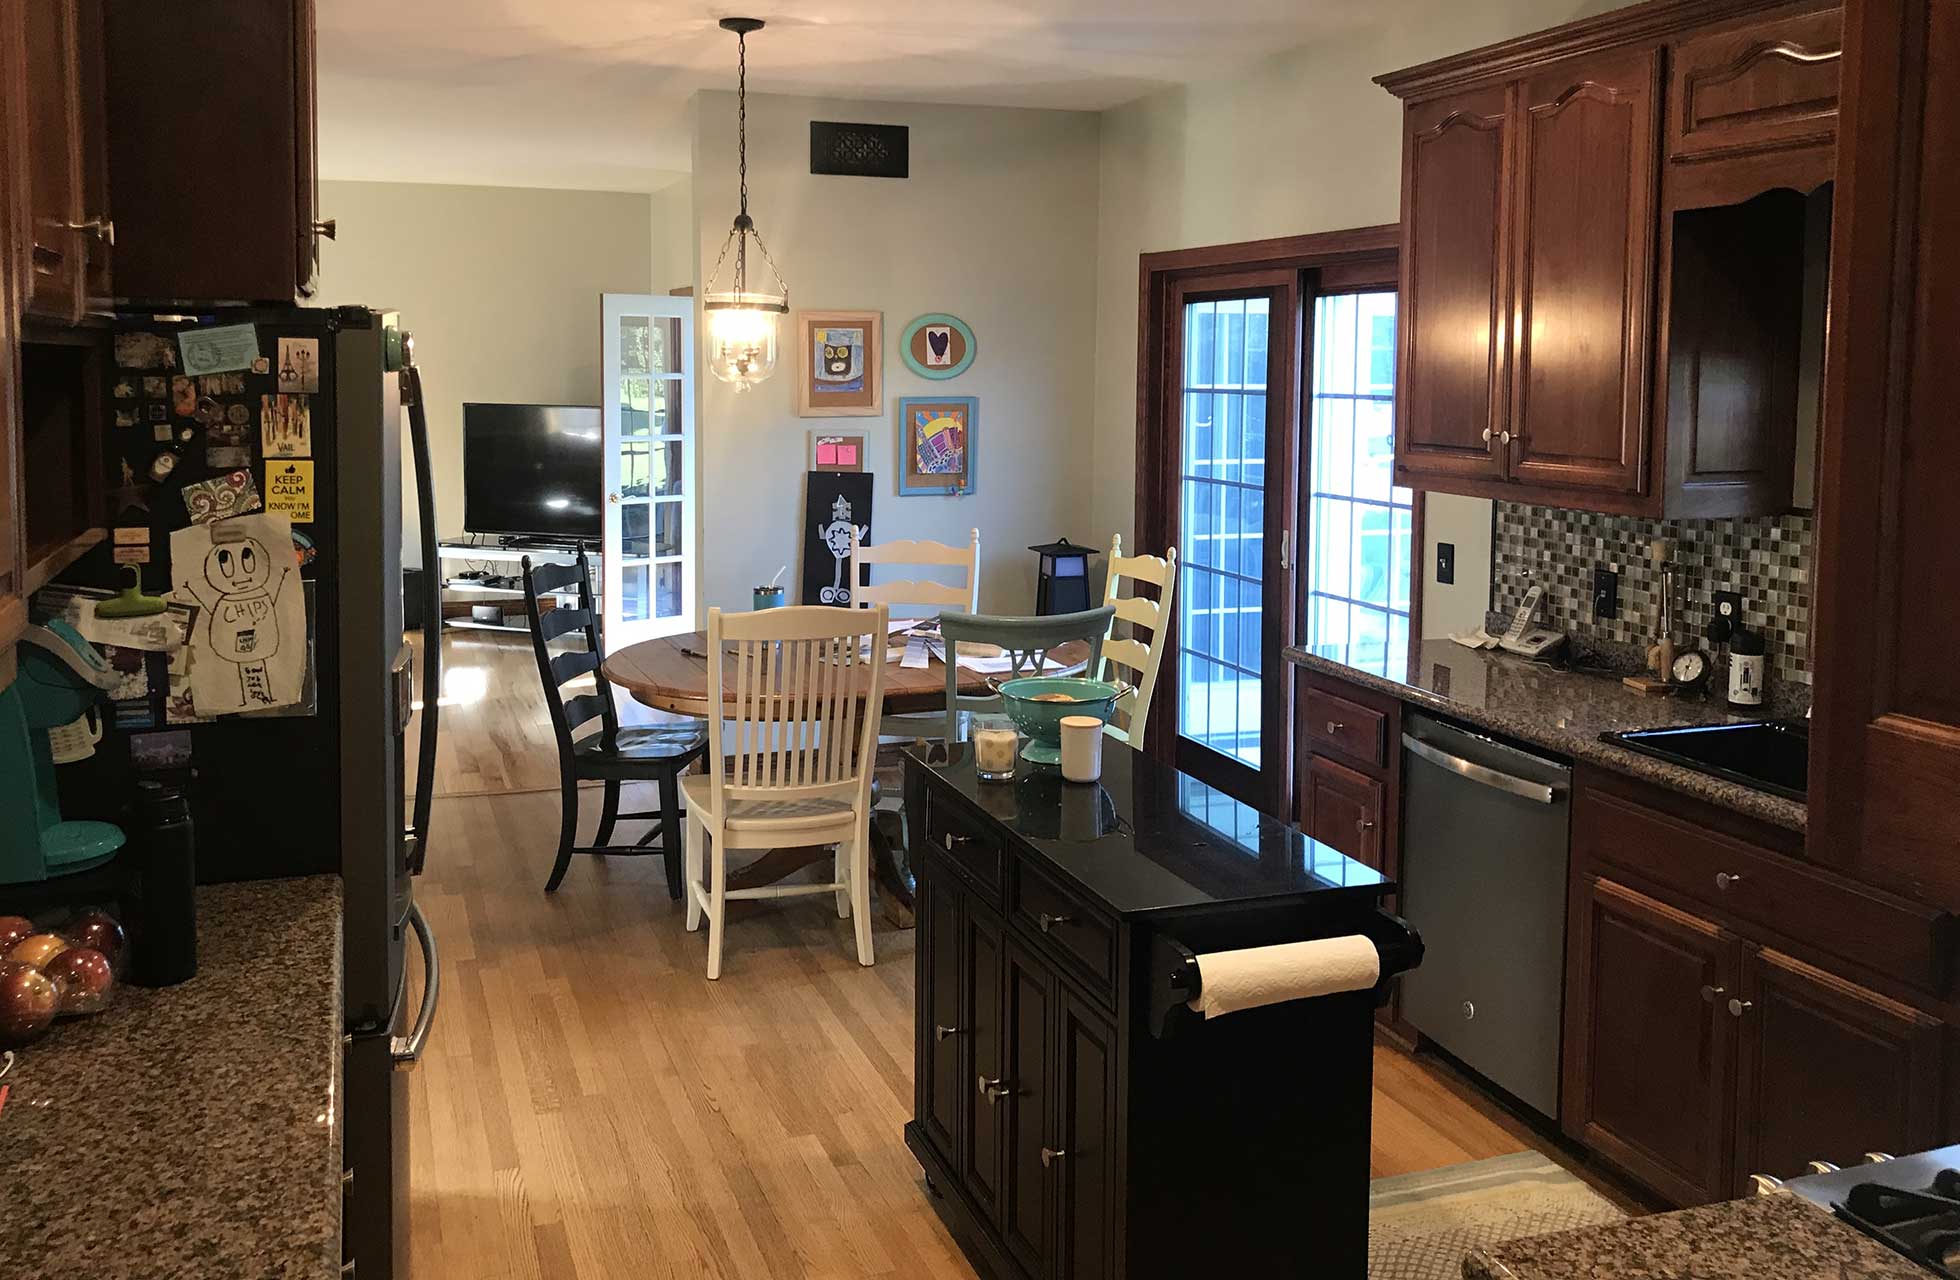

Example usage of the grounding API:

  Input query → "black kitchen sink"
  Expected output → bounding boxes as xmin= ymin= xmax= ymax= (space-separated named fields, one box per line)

xmin=1600 ymin=719 xmax=1808 ymax=801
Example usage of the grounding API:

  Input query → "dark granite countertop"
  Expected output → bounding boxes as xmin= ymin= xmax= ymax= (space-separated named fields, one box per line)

xmin=1285 ymin=640 xmax=1807 ymax=833
xmin=1462 ymin=1192 xmax=1927 ymax=1279
xmin=0 ymin=876 xmax=343 ymax=1279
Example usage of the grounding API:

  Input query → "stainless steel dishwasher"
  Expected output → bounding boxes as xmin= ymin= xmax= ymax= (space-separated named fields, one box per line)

xmin=1399 ymin=712 xmax=1571 ymax=1120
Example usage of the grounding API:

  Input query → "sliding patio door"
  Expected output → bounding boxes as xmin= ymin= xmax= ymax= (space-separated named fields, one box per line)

xmin=1165 ymin=270 xmax=1301 ymax=810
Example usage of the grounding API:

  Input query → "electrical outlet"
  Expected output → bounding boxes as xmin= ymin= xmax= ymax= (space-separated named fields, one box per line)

xmin=1436 ymin=542 xmax=1456 ymax=586
xmin=1593 ymin=566 xmax=1620 ymax=620
xmin=1710 ymin=590 xmax=1743 ymax=644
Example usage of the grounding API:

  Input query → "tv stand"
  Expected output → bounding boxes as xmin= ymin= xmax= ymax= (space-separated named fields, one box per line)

xmin=435 ymin=540 xmax=601 ymax=635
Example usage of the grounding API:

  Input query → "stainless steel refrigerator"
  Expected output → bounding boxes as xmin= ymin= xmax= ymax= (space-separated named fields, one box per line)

xmin=86 ymin=306 xmax=442 ymax=1278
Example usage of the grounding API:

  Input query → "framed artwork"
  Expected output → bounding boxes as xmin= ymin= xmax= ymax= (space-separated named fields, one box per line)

xmin=808 ymin=429 xmax=868 ymax=472
xmin=802 ymin=471 xmax=873 ymax=605
xmin=899 ymin=313 xmax=976 ymax=379
xmin=795 ymin=309 xmax=882 ymax=417
xmin=897 ymin=396 xmax=977 ymax=496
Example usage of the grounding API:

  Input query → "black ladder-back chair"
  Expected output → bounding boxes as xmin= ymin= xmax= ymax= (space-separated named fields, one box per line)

xmin=522 ymin=551 xmax=707 ymax=898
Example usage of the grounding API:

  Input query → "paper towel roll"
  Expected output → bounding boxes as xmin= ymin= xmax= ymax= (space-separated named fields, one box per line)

xmin=1186 ymin=935 xmax=1381 ymax=1020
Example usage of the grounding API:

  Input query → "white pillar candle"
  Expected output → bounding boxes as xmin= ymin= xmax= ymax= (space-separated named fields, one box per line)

xmin=973 ymin=726 xmax=1019 ymax=779
xmin=1060 ymin=715 xmax=1104 ymax=784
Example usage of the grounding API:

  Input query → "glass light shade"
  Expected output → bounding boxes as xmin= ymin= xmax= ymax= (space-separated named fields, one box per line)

xmin=704 ymin=292 xmax=785 ymax=392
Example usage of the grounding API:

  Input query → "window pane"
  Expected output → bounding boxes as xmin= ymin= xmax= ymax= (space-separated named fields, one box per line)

xmin=1185 ymin=302 xmax=1215 ymax=387
xmin=1238 ymin=576 xmax=1262 ymax=671
xmin=620 ymin=443 xmax=650 ymax=498
xmin=620 ymin=316 xmax=651 ymax=374
xmin=1243 ymin=299 xmax=1270 ymax=388
xmin=1313 ymin=496 xmax=1351 ymax=600
xmin=1354 ymin=399 xmax=1395 ymax=503
xmin=1361 ymin=293 xmax=1397 ymax=393
xmin=621 ymin=502 xmax=650 ymax=558
xmin=649 ymin=317 xmax=681 ymax=376
xmin=1351 ymin=607 xmax=1389 ymax=674
xmin=1313 ymin=394 xmax=1355 ymax=500
xmin=1216 ymin=300 xmax=1245 ymax=388
xmin=652 ymin=440 xmax=683 ymax=497
xmin=654 ymin=562 xmax=682 ymax=619
xmin=1352 ymin=505 xmax=1392 ymax=608
xmin=620 ymin=563 xmax=649 ymax=621
xmin=649 ymin=377 xmax=679 ymax=435
xmin=620 ymin=376 xmax=652 ymax=436
xmin=1391 ymin=505 xmax=1413 ymax=613
xmin=652 ymin=500 xmax=683 ymax=557
xmin=1244 ymin=393 xmax=1267 ymax=486
xmin=1184 ymin=391 xmax=1216 ymax=476
xmin=1240 ymin=486 xmax=1264 ymax=580
xmin=1317 ymin=293 xmax=1358 ymax=396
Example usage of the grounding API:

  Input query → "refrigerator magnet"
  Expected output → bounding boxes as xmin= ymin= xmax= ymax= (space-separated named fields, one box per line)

xmin=265 ymin=460 xmax=315 ymax=523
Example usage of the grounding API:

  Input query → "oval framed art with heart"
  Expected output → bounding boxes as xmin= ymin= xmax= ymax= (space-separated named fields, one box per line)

xmin=899 ymin=313 xmax=976 ymax=380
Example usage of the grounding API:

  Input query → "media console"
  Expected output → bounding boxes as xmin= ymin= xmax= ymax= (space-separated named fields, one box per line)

xmin=434 ymin=541 xmax=600 ymax=635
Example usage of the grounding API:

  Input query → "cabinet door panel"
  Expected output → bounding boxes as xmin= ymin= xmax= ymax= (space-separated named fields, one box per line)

xmin=1304 ymin=754 xmax=1384 ymax=869
xmin=1057 ymin=995 xmax=1117 ymax=1280
xmin=962 ymin=903 xmax=1006 ymax=1225
xmin=1734 ymin=948 xmax=1943 ymax=1186
xmin=918 ymin=871 xmax=965 ymax=1162
xmin=1510 ymin=49 xmax=1660 ymax=497
xmin=1000 ymin=940 xmax=1052 ymax=1278
xmin=1395 ymin=86 xmax=1510 ymax=486
xmin=1668 ymin=9 xmax=1841 ymax=160
xmin=1563 ymin=876 xmax=1738 ymax=1205
xmin=22 ymin=0 xmax=83 ymax=323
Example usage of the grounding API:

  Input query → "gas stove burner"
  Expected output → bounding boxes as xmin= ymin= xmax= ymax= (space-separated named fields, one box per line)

xmin=1833 ymin=1177 xmax=1960 ymax=1276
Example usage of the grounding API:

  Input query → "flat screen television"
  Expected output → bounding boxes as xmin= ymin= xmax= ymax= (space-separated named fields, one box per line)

xmin=462 ymin=403 xmax=603 ymax=542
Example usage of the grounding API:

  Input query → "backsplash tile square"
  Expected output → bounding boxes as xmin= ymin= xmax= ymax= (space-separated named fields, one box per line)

xmin=1490 ymin=502 xmax=1813 ymax=687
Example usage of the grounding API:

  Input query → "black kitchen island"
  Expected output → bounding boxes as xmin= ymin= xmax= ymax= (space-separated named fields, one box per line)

xmin=904 ymin=742 xmax=1421 ymax=1280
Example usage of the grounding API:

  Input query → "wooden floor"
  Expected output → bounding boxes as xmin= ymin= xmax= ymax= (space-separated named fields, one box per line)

xmin=407 ymin=776 xmax=1560 ymax=1279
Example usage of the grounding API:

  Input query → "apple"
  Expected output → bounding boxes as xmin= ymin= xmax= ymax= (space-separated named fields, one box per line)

xmin=0 ymin=916 xmax=35 ymax=955
xmin=0 ymin=961 xmax=59 ymax=1048
xmin=67 ymin=910 xmax=126 ymax=973
xmin=8 ymin=933 xmax=69 ymax=971
xmin=45 ymin=947 xmax=113 ymax=1015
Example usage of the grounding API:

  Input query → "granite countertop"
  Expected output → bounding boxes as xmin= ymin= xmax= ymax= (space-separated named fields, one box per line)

xmin=1462 ymin=1192 xmax=1927 ymax=1279
xmin=1285 ymin=639 xmax=1807 ymax=833
xmin=0 ymin=876 xmax=344 ymax=1279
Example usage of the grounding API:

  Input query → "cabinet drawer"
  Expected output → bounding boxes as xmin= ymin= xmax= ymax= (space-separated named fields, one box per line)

xmin=924 ymin=794 xmax=1003 ymax=905
xmin=1008 ymin=858 xmax=1116 ymax=1003
xmin=1667 ymin=9 xmax=1841 ymax=161
xmin=1575 ymin=784 xmax=1951 ymax=994
xmin=1304 ymin=686 xmax=1388 ymax=769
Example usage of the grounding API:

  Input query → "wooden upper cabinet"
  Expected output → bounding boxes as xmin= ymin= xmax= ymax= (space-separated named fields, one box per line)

xmin=1508 ymin=50 xmax=1659 ymax=498
xmin=1810 ymin=0 xmax=1960 ymax=909
xmin=22 ymin=0 xmax=85 ymax=323
xmin=1395 ymin=86 xmax=1510 ymax=486
xmin=1668 ymin=7 xmax=1842 ymax=162
xmin=0 ymin=8 xmax=24 ymax=689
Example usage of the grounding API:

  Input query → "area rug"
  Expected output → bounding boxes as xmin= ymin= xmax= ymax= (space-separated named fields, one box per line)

xmin=1367 ymin=1152 xmax=1628 ymax=1279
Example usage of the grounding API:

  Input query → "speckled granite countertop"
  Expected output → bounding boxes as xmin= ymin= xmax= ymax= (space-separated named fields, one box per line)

xmin=1285 ymin=640 xmax=1807 ymax=832
xmin=0 ymin=876 xmax=343 ymax=1279
xmin=1462 ymin=1192 xmax=1927 ymax=1279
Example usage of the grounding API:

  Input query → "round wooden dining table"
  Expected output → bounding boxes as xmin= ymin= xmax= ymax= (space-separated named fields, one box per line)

xmin=601 ymin=630 xmax=1091 ymax=919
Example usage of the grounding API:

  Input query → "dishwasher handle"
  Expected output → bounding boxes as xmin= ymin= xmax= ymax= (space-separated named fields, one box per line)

xmin=1403 ymin=732 xmax=1561 ymax=805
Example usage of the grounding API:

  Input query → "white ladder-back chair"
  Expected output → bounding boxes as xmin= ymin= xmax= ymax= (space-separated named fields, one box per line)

xmin=682 ymin=604 xmax=889 ymax=979
xmin=1096 ymin=535 xmax=1177 ymax=748
xmin=849 ymin=528 xmax=980 ymax=617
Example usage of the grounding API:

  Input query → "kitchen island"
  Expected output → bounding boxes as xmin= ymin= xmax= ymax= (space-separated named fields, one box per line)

xmin=1462 ymin=1192 xmax=1926 ymax=1279
xmin=0 ymin=876 xmax=344 ymax=1279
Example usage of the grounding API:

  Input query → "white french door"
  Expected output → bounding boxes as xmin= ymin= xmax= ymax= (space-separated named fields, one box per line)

xmin=601 ymin=294 xmax=696 ymax=646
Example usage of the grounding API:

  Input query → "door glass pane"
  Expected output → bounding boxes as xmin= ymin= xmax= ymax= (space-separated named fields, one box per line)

xmin=620 ymin=316 xmax=651 ymax=374
xmin=620 ymin=443 xmax=650 ymax=498
xmin=652 ymin=500 xmax=683 ymax=557
xmin=651 ymin=440 xmax=682 ymax=496
xmin=654 ymin=562 xmax=682 ymax=619
xmin=620 ymin=376 xmax=652 ymax=436
xmin=1305 ymin=289 xmax=1409 ymax=679
xmin=649 ymin=317 xmax=680 ymax=376
xmin=620 ymin=563 xmax=650 ymax=621
xmin=1178 ymin=293 xmax=1270 ymax=769
xmin=650 ymin=376 xmax=678 ymax=434
xmin=621 ymin=503 xmax=650 ymax=558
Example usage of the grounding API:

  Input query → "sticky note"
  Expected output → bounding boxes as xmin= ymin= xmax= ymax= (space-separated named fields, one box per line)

xmin=817 ymin=442 xmax=838 ymax=465
xmin=839 ymin=444 xmax=858 ymax=465
xmin=265 ymin=460 xmax=315 ymax=523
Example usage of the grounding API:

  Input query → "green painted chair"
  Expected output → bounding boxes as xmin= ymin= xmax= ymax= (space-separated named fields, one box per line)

xmin=937 ymin=607 xmax=1116 ymax=743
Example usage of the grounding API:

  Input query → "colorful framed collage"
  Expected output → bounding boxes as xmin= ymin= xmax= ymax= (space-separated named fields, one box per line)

xmin=896 ymin=396 xmax=977 ymax=496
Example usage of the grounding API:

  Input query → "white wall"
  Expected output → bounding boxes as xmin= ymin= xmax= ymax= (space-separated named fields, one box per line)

xmin=650 ymin=173 xmax=695 ymax=296
xmin=690 ymin=91 xmax=1102 ymax=615
xmin=1089 ymin=0 xmax=1617 ymax=637
xmin=314 ymin=180 xmax=654 ymax=565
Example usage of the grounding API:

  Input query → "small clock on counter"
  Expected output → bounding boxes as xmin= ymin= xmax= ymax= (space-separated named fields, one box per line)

xmin=1670 ymin=649 xmax=1710 ymax=692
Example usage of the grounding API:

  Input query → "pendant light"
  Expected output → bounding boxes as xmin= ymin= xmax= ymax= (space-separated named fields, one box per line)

xmin=703 ymin=17 xmax=788 ymax=392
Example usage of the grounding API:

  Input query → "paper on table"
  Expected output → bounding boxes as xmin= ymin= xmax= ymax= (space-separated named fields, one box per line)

xmin=900 ymin=637 xmax=932 ymax=669
xmin=950 ymin=645 xmax=1088 ymax=677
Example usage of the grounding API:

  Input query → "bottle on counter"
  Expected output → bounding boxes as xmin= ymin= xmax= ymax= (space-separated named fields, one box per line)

xmin=128 ymin=782 xmax=197 ymax=987
xmin=1727 ymin=627 xmax=1766 ymax=711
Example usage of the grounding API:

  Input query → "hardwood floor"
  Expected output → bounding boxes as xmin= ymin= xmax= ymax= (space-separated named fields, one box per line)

xmin=407 ymin=776 xmax=1564 ymax=1279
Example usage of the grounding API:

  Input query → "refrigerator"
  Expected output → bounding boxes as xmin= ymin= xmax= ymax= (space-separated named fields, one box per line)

xmin=65 ymin=305 xmax=441 ymax=1279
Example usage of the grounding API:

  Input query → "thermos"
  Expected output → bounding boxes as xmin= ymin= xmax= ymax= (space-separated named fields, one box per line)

xmin=1727 ymin=628 xmax=1766 ymax=710
xmin=129 ymin=782 xmax=197 ymax=987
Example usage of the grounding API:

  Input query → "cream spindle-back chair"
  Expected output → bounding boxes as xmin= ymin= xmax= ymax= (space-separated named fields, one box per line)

xmin=682 ymin=604 xmax=889 ymax=979
xmin=1096 ymin=535 xmax=1178 ymax=748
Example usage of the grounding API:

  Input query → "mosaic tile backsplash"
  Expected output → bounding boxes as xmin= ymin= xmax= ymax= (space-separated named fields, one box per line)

xmin=1490 ymin=502 xmax=1814 ymax=688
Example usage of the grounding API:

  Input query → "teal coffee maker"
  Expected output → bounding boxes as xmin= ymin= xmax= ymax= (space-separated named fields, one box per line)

xmin=1 ymin=620 xmax=127 ymax=883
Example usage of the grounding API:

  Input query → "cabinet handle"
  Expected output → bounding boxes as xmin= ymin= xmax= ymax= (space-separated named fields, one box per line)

xmin=941 ymin=832 xmax=972 ymax=852
xmin=1325 ymin=720 xmax=1345 ymax=734
xmin=1355 ymin=819 xmax=1376 ymax=834
xmin=1499 ymin=430 xmax=1513 ymax=445
xmin=978 ymin=1075 xmax=1012 ymax=1104
xmin=1699 ymin=984 xmax=1726 ymax=1004
xmin=64 ymin=216 xmax=113 ymax=246
xmin=341 ymin=1167 xmax=355 ymax=1188
xmin=1036 ymin=912 xmax=1072 ymax=934
xmin=1715 ymin=871 xmax=1743 ymax=891
xmin=1728 ymin=997 xmax=1753 ymax=1017
xmin=933 ymin=1024 xmax=963 ymax=1042
xmin=1040 ymin=1147 xmax=1068 ymax=1168
xmin=312 ymin=218 xmax=338 ymax=241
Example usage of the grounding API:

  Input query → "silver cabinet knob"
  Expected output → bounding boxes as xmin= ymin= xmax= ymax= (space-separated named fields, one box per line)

xmin=313 ymin=218 xmax=338 ymax=240
xmin=933 ymin=1024 xmax=963 ymax=1042
xmin=1355 ymin=819 xmax=1375 ymax=834
xmin=1728 ymin=997 xmax=1753 ymax=1017
xmin=978 ymin=1075 xmax=1011 ymax=1104
xmin=1700 ymin=984 xmax=1726 ymax=1004
xmin=64 ymin=216 xmax=113 ymax=245
xmin=1036 ymin=912 xmax=1072 ymax=934
xmin=1499 ymin=430 xmax=1513 ymax=445
xmin=1325 ymin=720 xmax=1345 ymax=733
xmin=1040 ymin=1147 xmax=1068 ymax=1168
xmin=1482 ymin=428 xmax=1493 ymax=443
xmin=1715 ymin=871 xmax=1743 ymax=891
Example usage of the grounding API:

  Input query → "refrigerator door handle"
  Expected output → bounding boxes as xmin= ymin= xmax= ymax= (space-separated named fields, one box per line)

xmin=403 ymin=348 xmax=442 ymax=875
xmin=390 ymin=901 xmax=440 ymax=1069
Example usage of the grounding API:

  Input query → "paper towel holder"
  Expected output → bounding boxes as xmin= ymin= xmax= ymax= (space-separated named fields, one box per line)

xmin=1145 ymin=912 xmax=1424 ymax=1039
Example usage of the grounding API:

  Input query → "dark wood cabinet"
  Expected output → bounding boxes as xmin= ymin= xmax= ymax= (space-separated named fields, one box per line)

xmin=1508 ymin=49 xmax=1659 ymax=498
xmin=1809 ymin=0 xmax=1960 ymax=910
xmin=1734 ymin=947 xmax=1944 ymax=1179
xmin=1000 ymin=937 xmax=1053 ymax=1276
xmin=963 ymin=898 xmax=1007 ymax=1225
xmin=22 ymin=0 xmax=89 ymax=323
xmin=918 ymin=870 xmax=966 ymax=1163
xmin=0 ymin=7 xmax=24 ymax=685
xmin=1303 ymin=754 xmax=1384 ymax=870
xmin=1055 ymin=993 xmax=1117 ymax=1280
xmin=1395 ymin=84 xmax=1511 ymax=486
xmin=1379 ymin=1 xmax=1840 ymax=517
xmin=1563 ymin=875 xmax=1739 ymax=1206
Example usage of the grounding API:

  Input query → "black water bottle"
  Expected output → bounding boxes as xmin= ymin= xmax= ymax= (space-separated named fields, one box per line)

xmin=130 ymin=782 xmax=197 ymax=987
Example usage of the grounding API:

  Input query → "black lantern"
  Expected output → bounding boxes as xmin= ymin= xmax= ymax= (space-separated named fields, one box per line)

xmin=1030 ymin=537 xmax=1098 ymax=615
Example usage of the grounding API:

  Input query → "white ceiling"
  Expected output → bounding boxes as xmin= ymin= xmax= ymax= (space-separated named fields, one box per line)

xmin=318 ymin=1 xmax=1377 ymax=191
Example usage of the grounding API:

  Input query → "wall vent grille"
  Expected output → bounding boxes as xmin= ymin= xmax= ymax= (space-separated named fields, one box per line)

xmin=810 ymin=122 xmax=910 ymax=179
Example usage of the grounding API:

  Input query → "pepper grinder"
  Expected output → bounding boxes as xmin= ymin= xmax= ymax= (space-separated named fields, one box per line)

xmin=1646 ymin=539 xmax=1677 ymax=679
